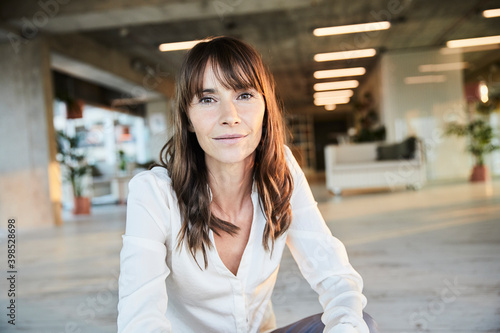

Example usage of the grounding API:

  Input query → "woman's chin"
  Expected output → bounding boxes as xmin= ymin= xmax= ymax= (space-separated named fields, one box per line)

xmin=206 ymin=151 xmax=256 ymax=167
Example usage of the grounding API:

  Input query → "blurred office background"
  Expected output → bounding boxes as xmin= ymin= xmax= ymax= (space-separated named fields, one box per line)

xmin=0 ymin=0 xmax=499 ymax=332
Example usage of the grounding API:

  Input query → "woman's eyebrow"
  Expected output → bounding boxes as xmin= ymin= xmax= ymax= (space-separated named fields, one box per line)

xmin=201 ymin=88 xmax=216 ymax=94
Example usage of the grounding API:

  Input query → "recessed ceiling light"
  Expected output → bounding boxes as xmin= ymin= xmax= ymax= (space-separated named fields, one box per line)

xmin=314 ymin=48 xmax=377 ymax=62
xmin=313 ymin=90 xmax=354 ymax=99
xmin=483 ymin=8 xmax=500 ymax=18
xmin=313 ymin=21 xmax=391 ymax=36
xmin=314 ymin=67 xmax=366 ymax=79
xmin=446 ymin=35 xmax=500 ymax=48
xmin=404 ymin=75 xmax=447 ymax=85
xmin=418 ymin=62 xmax=469 ymax=72
xmin=314 ymin=97 xmax=350 ymax=106
xmin=159 ymin=39 xmax=204 ymax=52
xmin=313 ymin=80 xmax=359 ymax=91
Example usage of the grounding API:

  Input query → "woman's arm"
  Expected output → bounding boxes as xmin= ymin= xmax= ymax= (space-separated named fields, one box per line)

xmin=284 ymin=146 xmax=369 ymax=333
xmin=118 ymin=171 xmax=172 ymax=333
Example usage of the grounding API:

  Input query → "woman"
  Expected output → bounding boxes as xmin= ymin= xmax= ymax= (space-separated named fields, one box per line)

xmin=118 ymin=36 xmax=377 ymax=333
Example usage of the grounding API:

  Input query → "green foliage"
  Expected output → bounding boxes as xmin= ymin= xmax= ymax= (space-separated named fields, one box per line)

xmin=446 ymin=119 xmax=500 ymax=166
xmin=56 ymin=131 xmax=91 ymax=197
xmin=353 ymin=126 xmax=386 ymax=143
xmin=118 ymin=149 xmax=127 ymax=171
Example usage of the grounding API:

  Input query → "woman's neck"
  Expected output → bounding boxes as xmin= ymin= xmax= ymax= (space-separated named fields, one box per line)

xmin=206 ymin=155 xmax=254 ymax=222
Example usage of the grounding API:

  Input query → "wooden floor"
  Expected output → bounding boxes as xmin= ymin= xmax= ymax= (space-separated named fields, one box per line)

xmin=1 ymin=179 xmax=499 ymax=332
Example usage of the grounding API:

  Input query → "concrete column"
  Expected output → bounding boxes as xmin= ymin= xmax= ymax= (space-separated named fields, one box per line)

xmin=0 ymin=37 xmax=62 ymax=229
xmin=145 ymin=99 xmax=171 ymax=163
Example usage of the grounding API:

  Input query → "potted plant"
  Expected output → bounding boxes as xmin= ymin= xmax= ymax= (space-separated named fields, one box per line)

xmin=352 ymin=92 xmax=386 ymax=143
xmin=118 ymin=149 xmax=127 ymax=174
xmin=446 ymin=106 xmax=499 ymax=182
xmin=56 ymin=130 xmax=92 ymax=214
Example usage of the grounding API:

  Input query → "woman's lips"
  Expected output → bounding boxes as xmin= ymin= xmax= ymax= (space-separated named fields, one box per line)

xmin=213 ymin=134 xmax=247 ymax=144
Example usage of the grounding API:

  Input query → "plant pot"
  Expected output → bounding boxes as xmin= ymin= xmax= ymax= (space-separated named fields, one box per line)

xmin=73 ymin=196 xmax=91 ymax=215
xmin=469 ymin=165 xmax=490 ymax=182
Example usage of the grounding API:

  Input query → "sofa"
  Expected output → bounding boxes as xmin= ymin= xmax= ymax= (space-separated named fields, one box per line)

xmin=324 ymin=137 xmax=426 ymax=195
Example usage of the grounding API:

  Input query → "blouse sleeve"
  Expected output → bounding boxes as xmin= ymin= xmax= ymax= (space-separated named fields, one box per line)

xmin=117 ymin=171 xmax=172 ymax=333
xmin=284 ymin=146 xmax=369 ymax=333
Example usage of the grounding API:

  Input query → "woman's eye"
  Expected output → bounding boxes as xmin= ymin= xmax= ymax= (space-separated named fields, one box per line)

xmin=199 ymin=97 xmax=215 ymax=104
xmin=238 ymin=93 xmax=253 ymax=100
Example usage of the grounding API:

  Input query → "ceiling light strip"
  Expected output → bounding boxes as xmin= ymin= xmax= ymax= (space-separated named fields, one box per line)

xmin=483 ymin=8 xmax=500 ymax=18
xmin=159 ymin=39 xmax=204 ymax=52
xmin=418 ymin=62 xmax=468 ymax=72
xmin=313 ymin=89 xmax=354 ymax=99
xmin=314 ymin=97 xmax=350 ymax=106
xmin=314 ymin=48 xmax=377 ymax=62
xmin=440 ymin=44 xmax=500 ymax=54
xmin=313 ymin=80 xmax=359 ymax=91
xmin=314 ymin=67 xmax=366 ymax=79
xmin=446 ymin=35 xmax=500 ymax=48
xmin=404 ymin=75 xmax=446 ymax=85
xmin=313 ymin=21 xmax=391 ymax=36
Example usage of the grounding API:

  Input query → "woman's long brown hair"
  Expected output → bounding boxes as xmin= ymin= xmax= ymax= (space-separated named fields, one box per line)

xmin=153 ymin=36 xmax=293 ymax=268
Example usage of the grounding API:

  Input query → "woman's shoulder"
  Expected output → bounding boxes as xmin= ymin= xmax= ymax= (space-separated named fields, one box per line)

xmin=128 ymin=166 xmax=174 ymax=199
xmin=283 ymin=144 xmax=303 ymax=176
xmin=126 ymin=166 xmax=175 ymax=240
xmin=131 ymin=166 xmax=171 ymax=183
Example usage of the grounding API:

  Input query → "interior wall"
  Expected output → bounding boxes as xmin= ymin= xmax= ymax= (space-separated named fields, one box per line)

xmin=380 ymin=48 xmax=470 ymax=181
xmin=0 ymin=38 xmax=61 ymax=229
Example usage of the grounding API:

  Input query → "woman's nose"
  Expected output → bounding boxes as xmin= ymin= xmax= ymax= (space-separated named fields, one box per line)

xmin=219 ymin=100 xmax=241 ymax=126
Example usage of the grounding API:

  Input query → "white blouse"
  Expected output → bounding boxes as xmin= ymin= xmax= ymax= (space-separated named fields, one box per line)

xmin=118 ymin=146 xmax=369 ymax=333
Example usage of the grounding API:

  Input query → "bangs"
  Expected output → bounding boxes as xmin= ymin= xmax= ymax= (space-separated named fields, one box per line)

xmin=183 ymin=39 xmax=266 ymax=104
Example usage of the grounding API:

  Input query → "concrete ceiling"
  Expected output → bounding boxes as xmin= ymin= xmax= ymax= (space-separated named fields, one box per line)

xmin=1 ymin=0 xmax=500 ymax=116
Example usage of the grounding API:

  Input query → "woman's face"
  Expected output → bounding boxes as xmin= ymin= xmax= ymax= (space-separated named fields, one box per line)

xmin=187 ymin=64 xmax=266 ymax=168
